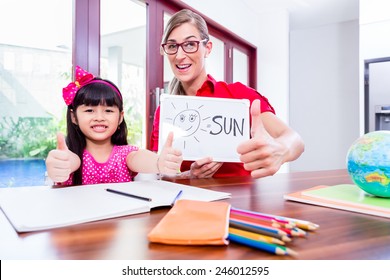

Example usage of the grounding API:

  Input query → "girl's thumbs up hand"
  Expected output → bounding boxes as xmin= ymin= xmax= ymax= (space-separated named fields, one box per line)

xmin=158 ymin=132 xmax=183 ymax=175
xmin=56 ymin=132 xmax=69 ymax=151
xmin=45 ymin=133 xmax=79 ymax=183
xmin=237 ymin=99 xmax=286 ymax=179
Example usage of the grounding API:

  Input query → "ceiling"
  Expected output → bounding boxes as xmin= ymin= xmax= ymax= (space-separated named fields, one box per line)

xmin=241 ymin=0 xmax=359 ymax=30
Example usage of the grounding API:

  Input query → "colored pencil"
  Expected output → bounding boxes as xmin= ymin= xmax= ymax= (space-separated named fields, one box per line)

xmin=232 ymin=211 xmax=295 ymax=229
xmin=228 ymin=233 xmax=297 ymax=256
xmin=170 ymin=190 xmax=183 ymax=206
xmin=231 ymin=207 xmax=319 ymax=230
xmin=229 ymin=227 xmax=286 ymax=245
xmin=287 ymin=219 xmax=319 ymax=231
xmin=231 ymin=208 xmax=295 ymax=228
xmin=229 ymin=220 xmax=292 ymax=242
xmin=230 ymin=212 xmax=282 ymax=228
xmin=231 ymin=213 xmax=308 ymax=238
xmin=278 ymin=226 xmax=307 ymax=237
xmin=230 ymin=217 xmax=289 ymax=236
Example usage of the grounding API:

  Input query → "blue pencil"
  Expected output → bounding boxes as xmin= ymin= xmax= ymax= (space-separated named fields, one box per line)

xmin=171 ymin=190 xmax=183 ymax=206
xmin=228 ymin=233 xmax=297 ymax=256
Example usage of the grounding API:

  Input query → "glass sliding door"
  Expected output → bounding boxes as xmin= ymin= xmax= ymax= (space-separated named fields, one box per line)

xmin=0 ymin=0 xmax=72 ymax=143
xmin=100 ymin=0 xmax=147 ymax=147
xmin=232 ymin=47 xmax=249 ymax=85
xmin=206 ymin=35 xmax=225 ymax=82
xmin=0 ymin=0 xmax=72 ymax=186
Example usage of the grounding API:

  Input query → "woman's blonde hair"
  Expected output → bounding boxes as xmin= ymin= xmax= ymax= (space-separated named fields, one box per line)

xmin=161 ymin=9 xmax=209 ymax=96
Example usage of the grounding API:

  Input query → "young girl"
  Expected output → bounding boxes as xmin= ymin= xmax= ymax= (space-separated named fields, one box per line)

xmin=46 ymin=66 xmax=183 ymax=186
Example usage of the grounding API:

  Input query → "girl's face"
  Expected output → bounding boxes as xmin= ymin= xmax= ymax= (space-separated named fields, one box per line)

xmin=72 ymin=104 xmax=124 ymax=145
xmin=165 ymin=22 xmax=211 ymax=91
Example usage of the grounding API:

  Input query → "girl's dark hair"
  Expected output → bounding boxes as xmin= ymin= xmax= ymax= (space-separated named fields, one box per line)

xmin=65 ymin=78 xmax=128 ymax=185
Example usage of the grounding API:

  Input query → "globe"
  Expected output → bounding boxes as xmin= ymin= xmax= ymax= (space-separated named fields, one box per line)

xmin=346 ymin=130 xmax=390 ymax=197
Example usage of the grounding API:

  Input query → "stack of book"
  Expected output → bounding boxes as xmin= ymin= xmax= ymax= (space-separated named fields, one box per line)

xmin=228 ymin=208 xmax=319 ymax=256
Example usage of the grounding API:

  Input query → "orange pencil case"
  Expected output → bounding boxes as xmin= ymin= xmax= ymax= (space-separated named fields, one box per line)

xmin=148 ymin=199 xmax=231 ymax=245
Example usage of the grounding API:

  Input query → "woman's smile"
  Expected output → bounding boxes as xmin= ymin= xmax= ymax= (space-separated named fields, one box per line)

xmin=176 ymin=63 xmax=191 ymax=70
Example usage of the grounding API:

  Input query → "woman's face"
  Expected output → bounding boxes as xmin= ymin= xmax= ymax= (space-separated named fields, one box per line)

xmin=165 ymin=22 xmax=211 ymax=90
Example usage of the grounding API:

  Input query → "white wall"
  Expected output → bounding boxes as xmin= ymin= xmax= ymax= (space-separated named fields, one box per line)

xmin=289 ymin=21 xmax=359 ymax=171
xmin=359 ymin=0 xmax=390 ymax=134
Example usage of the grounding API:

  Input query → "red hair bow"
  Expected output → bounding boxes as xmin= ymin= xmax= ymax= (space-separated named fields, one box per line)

xmin=62 ymin=66 xmax=95 ymax=105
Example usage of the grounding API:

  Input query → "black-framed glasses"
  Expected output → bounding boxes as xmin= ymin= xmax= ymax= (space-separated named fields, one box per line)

xmin=161 ymin=39 xmax=208 ymax=55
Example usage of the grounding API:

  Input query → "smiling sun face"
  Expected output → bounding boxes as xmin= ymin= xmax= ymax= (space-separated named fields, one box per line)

xmin=173 ymin=109 xmax=201 ymax=137
xmin=163 ymin=101 xmax=210 ymax=151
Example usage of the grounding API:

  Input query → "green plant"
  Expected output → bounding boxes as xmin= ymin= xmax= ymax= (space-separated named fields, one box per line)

xmin=0 ymin=117 xmax=57 ymax=158
xmin=124 ymin=101 xmax=143 ymax=146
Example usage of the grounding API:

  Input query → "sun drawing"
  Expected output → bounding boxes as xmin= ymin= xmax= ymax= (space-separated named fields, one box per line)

xmin=164 ymin=101 xmax=210 ymax=150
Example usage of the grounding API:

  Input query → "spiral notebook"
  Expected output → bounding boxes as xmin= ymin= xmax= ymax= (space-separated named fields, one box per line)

xmin=0 ymin=180 xmax=231 ymax=233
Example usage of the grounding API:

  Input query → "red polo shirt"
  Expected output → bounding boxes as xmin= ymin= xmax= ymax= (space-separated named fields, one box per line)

xmin=150 ymin=75 xmax=276 ymax=177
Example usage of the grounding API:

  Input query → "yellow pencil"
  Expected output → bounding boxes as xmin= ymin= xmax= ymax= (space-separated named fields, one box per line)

xmin=293 ymin=221 xmax=319 ymax=231
xmin=229 ymin=227 xmax=286 ymax=245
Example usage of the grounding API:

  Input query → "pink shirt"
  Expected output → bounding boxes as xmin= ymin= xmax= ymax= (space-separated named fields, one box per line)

xmin=63 ymin=145 xmax=139 ymax=185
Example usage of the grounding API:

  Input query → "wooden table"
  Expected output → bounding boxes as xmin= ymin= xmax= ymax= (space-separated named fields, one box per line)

xmin=1 ymin=169 xmax=389 ymax=260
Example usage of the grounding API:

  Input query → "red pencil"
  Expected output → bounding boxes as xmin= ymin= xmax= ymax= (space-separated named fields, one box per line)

xmin=231 ymin=208 xmax=295 ymax=228
xmin=230 ymin=212 xmax=282 ymax=228
xmin=278 ymin=226 xmax=307 ymax=237
xmin=231 ymin=207 xmax=319 ymax=230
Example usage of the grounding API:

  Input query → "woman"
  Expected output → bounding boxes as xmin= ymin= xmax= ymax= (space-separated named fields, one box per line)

xmin=150 ymin=9 xmax=304 ymax=179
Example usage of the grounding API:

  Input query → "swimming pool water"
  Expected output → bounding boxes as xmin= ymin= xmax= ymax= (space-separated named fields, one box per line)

xmin=0 ymin=159 xmax=47 ymax=187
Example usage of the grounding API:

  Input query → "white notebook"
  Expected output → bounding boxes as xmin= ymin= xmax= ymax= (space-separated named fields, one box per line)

xmin=0 ymin=180 xmax=231 ymax=233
